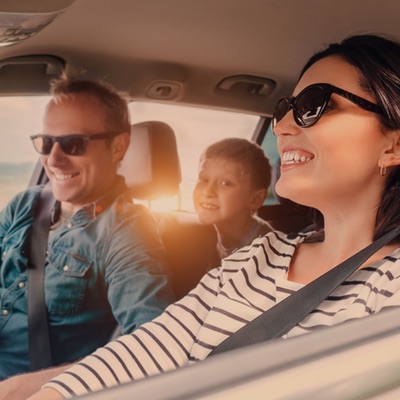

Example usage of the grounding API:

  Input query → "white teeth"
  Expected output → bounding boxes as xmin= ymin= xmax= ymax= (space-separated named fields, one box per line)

xmin=54 ymin=173 xmax=76 ymax=181
xmin=282 ymin=151 xmax=311 ymax=164
xmin=202 ymin=203 xmax=218 ymax=210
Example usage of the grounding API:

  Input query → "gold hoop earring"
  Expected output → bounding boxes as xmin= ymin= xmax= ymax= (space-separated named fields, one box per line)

xmin=380 ymin=165 xmax=387 ymax=177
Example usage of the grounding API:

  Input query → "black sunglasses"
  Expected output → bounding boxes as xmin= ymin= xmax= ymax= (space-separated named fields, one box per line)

xmin=30 ymin=132 xmax=121 ymax=156
xmin=272 ymin=83 xmax=383 ymax=130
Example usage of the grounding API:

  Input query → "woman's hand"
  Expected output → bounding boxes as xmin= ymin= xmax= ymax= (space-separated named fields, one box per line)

xmin=27 ymin=387 xmax=64 ymax=400
xmin=0 ymin=364 xmax=70 ymax=400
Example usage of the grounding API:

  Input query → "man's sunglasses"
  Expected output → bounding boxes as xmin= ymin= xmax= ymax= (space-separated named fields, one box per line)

xmin=30 ymin=132 xmax=121 ymax=156
xmin=272 ymin=83 xmax=383 ymax=130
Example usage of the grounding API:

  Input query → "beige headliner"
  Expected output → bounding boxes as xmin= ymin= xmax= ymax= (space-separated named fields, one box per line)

xmin=0 ymin=0 xmax=399 ymax=116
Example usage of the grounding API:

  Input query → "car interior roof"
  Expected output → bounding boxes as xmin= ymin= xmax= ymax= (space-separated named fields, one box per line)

xmin=0 ymin=0 xmax=400 ymax=116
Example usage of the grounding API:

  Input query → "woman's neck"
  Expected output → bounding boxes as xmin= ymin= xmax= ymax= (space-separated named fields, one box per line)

xmin=320 ymin=209 xmax=377 ymax=258
xmin=288 ymin=209 xmax=387 ymax=284
xmin=309 ymin=179 xmax=386 ymax=255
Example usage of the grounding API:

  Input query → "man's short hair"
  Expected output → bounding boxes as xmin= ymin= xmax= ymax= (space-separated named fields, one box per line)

xmin=200 ymin=138 xmax=271 ymax=190
xmin=50 ymin=76 xmax=131 ymax=134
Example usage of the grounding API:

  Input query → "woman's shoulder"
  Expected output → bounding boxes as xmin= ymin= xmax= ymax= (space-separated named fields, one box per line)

xmin=259 ymin=228 xmax=314 ymax=248
xmin=216 ymin=230 xmax=306 ymax=281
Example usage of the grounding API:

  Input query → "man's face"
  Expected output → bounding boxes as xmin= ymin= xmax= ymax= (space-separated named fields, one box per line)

xmin=41 ymin=94 xmax=125 ymax=214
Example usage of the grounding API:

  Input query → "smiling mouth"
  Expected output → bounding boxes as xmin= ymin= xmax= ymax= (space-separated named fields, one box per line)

xmin=53 ymin=172 xmax=79 ymax=181
xmin=282 ymin=151 xmax=313 ymax=165
xmin=200 ymin=202 xmax=219 ymax=210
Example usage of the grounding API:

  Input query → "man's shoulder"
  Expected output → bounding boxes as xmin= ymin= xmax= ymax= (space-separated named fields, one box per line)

xmin=5 ymin=185 xmax=43 ymax=211
xmin=111 ymin=192 xmax=153 ymax=216
xmin=103 ymin=193 xmax=158 ymax=229
xmin=15 ymin=184 xmax=42 ymax=198
xmin=0 ymin=186 xmax=44 ymax=228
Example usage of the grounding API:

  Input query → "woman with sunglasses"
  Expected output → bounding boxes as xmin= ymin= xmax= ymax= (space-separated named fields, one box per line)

xmin=19 ymin=33 xmax=400 ymax=400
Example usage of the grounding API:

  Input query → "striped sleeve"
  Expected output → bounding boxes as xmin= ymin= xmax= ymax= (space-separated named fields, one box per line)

xmin=44 ymin=267 xmax=223 ymax=398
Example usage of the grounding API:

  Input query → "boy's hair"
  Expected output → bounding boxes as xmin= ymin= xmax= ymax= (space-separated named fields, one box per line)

xmin=49 ymin=75 xmax=131 ymax=134
xmin=200 ymin=138 xmax=271 ymax=190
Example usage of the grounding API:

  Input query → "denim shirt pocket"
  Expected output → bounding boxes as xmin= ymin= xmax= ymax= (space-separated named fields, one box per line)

xmin=45 ymin=250 xmax=93 ymax=315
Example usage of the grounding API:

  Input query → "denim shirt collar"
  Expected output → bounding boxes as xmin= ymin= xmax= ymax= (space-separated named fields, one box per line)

xmin=51 ymin=175 xmax=130 ymax=225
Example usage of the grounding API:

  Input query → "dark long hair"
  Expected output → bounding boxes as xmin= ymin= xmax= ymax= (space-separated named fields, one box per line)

xmin=300 ymin=34 xmax=400 ymax=240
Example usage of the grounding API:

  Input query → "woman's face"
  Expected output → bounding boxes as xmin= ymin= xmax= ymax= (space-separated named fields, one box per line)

xmin=273 ymin=55 xmax=394 ymax=212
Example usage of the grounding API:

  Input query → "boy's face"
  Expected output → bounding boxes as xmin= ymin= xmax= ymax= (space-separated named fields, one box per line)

xmin=193 ymin=157 xmax=265 ymax=228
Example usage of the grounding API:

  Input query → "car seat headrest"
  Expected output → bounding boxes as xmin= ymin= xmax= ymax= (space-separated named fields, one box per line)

xmin=118 ymin=121 xmax=181 ymax=200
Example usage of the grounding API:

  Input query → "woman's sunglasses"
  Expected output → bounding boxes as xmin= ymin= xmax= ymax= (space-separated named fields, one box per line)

xmin=272 ymin=83 xmax=383 ymax=130
xmin=30 ymin=132 xmax=121 ymax=156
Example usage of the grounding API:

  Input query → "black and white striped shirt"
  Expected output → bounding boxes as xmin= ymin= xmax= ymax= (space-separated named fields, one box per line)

xmin=45 ymin=230 xmax=400 ymax=397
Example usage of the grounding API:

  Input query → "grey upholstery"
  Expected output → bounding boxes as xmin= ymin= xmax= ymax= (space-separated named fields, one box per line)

xmin=119 ymin=121 xmax=181 ymax=200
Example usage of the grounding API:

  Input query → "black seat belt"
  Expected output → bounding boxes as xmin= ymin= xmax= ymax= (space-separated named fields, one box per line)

xmin=28 ymin=183 xmax=55 ymax=370
xmin=210 ymin=225 xmax=400 ymax=356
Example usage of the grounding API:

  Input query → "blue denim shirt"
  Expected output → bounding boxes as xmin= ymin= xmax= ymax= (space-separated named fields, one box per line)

xmin=0 ymin=177 xmax=175 ymax=379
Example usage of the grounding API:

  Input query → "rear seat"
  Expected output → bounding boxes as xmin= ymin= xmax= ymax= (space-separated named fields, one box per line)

xmin=155 ymin=212 xmax=218 ymax=299
xmin=258 ymin=202 xmax=312 ymax=234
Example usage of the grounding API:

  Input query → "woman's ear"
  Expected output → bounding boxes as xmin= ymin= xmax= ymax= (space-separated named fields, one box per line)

xmin=380 ymin=130 xmax=400 ymax=168
xmin=249 ymin=188 xmax=268 ymax=212
xmin=111 ymin=132 xmax=130 ymax=163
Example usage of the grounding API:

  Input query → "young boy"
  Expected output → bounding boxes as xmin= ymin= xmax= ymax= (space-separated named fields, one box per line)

xmin=193 ymin=138 xmax=273 ymax=261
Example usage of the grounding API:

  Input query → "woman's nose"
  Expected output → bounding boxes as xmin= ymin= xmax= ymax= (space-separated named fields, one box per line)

xmin=273 ymin=110 xmax=300 ymax=137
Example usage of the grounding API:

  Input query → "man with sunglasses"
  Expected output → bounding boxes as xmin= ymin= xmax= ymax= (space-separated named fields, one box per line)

xmin=0 ymin=77 xmax=175 ymax=381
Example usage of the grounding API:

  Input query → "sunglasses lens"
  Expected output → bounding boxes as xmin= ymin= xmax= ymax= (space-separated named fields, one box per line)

xmin=61 ymin=136 xmax=87 ymax=156
xmin=273 ymin=98 xmax=291 ymax=127
xmin=295 ymin=86 xmax=327 ymax=127
xmin=31 ymin=135 xmax=88 ymax=156
xmin=31 ymin=136 xmax=54 ymax=155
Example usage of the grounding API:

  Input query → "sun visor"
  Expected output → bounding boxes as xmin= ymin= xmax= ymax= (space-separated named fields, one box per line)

xmin=0 ymin=55 xmax=65 ymax=94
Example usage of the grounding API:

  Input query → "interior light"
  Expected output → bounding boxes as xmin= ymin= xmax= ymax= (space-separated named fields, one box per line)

xmin=0 ymin=0 xmax=75 ymax=47
xmin=0 ymin=12 xmax=62 ymax=47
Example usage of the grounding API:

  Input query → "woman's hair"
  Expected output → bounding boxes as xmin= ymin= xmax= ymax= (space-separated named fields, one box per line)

xmin=200 ymin=138 xmax=271 ymax=191
xmin=300 ymin=34 xmax=400 ymax=239
xmin=50 ymin=75 xmax=131 ymax=134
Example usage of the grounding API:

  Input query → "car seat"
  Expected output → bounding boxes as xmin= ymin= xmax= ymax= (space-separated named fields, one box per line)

xmin=119 ymin=121 xmax=181 ymax=201
xmin=119 ymin=121 xmax=217 ymax=300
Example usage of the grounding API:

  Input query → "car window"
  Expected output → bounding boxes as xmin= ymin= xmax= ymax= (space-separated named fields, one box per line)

xmin=260 ymin=123 xmax=279 ymax=205
xmin=129 ymin=101 xmax=261 ymax=211
xmin=0 ymin=96 xmax=51 ymax=210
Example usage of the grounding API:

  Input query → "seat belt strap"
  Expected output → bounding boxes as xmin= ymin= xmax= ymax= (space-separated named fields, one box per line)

xmin=28 ymin=184 xmax=55 ymax=370
xmin=210 ymin=225 xmax=400 ymax=356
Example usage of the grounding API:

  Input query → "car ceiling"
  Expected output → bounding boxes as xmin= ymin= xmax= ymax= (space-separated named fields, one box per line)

xmin=0 ymin=0 xmax=399 ymax=117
